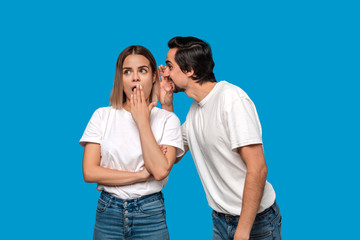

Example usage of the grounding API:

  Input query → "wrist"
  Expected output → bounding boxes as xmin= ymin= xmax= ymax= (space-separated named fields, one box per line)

xmin=235 ymin=220 xmax=252 ymax=238
xmin=137 ymin=170 xmax=147 ymax=181
xmin=162 ymin=104 xmax=173 ymax=112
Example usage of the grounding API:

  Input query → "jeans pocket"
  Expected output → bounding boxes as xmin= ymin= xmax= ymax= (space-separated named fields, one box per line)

xmin=250 ymin=218 xmax=274 ymax=239
xmin=96 ymin=197 xmax=109 ymax=213
xmin=249 ymin=231 xmax=272 ymax=239
xmin=139 ymin=199 xmax=164 ymax=216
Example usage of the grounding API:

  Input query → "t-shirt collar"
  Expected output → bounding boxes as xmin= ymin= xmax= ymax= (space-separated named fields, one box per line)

xmin=198 ymin=81 xmax=223 ymax=107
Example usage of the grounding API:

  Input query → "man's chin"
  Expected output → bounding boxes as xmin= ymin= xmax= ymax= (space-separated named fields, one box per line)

xmin=173 ymin=84 xmax=185 ymax=93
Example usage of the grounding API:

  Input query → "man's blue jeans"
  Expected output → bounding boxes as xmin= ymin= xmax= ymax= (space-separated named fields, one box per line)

xmin=212 ymin=201 xmax=282 ymax=240
xmin=93 ymin=191 xmax=169 ymax=240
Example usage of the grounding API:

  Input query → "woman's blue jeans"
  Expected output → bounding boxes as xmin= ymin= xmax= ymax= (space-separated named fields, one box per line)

xmin=212 ymin=201 xmax=282 ymax=240
xmin=93 ymin=191 xmax=169 ymax=240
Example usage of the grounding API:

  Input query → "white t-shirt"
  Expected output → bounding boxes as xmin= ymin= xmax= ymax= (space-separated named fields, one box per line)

xmin=80 ymin=106 xmax=184 ymax=199
xmin=182 ymin=81 xmax=276 ymax=215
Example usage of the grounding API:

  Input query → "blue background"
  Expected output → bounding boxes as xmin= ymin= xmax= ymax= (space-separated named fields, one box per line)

xmin=1 ymin=0 xmax=359 ymax=239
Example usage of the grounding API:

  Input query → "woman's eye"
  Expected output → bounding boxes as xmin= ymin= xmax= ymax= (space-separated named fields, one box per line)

xmin=140 ymin=69 xmax=148 ymax=73
xmin=123 ymin=70 xmax=130 ymax=75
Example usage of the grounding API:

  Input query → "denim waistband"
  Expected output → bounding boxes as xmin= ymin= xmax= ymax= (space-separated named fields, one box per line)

xmin=213 ymin=200 xmax=279 ymax=220
xmin=100 ymin=191 xmax=163 ymax=206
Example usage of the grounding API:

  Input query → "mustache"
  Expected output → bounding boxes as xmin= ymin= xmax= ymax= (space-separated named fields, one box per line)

xmin=168 ymin=77 xmax=185 ymax=93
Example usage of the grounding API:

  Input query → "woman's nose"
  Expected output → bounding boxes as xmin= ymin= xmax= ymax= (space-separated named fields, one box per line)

xmin=132 ymin=72 xmax=140 ymax=81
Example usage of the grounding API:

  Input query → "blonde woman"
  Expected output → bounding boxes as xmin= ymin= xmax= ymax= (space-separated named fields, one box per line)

xmin=80 ymin=45 xmax=184 ymax=240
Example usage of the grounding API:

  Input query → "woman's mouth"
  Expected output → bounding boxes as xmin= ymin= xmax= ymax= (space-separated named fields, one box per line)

xmin=132 ymin=86 xmax=137 ymax=92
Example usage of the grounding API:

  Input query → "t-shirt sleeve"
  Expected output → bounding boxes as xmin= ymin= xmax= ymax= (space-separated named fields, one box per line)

xmin=79 ymin=108 xmax=103 ymax=147
xmin=160 ymin=113 xmax=185 ymax=158
xmin=181 ymin=120 xmax=188 ymax=147
xmin=224 ymin=96 xmax=263 ymax=151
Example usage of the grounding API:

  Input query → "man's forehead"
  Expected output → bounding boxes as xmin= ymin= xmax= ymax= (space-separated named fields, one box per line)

xmin=166 ymin=48 xmax=177 ymax=59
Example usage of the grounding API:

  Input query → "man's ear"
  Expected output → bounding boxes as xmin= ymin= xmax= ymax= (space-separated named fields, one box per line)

xmin=185 ymin=69 xmax=194 ymax=77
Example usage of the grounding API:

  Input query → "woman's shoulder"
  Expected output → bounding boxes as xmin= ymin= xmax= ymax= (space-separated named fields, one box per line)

xmin=89 ymin=106 xmax=113 ymax=120
xmin=92 ymin=106 xmax=112 ymax=113
xmin=152 ymin=107 xmax=179 ymax=121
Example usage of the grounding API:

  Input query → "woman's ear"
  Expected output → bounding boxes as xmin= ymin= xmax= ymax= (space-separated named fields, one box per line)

xmin=151 ymin=71 xmax=160 ymax=102
xmin=152 ymin=70 xmax=157 ymax=83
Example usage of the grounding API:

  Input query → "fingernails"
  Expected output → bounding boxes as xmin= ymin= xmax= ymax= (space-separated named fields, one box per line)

xmin=131 ymin=94 xmax=133 ymax=98
xmin=139 ymin=85 xmax=142 ymax=89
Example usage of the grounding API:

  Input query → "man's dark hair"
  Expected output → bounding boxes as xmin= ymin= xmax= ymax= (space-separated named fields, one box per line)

xmin=168 ymin=36 xmax=216 ymax=84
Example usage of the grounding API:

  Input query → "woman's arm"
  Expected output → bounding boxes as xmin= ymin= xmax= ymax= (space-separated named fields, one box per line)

xmin=82 ymin=142 xmax=151 ymax=185
xmin=175 ymin=145 xmax=189 ymax=163
xmin=162 ymin=145 xmax=189 ymax=164
xmin=130 ymin=85 xmax=177 ymax=181
xmin=139 ymin=132 xmax=177 ymax=181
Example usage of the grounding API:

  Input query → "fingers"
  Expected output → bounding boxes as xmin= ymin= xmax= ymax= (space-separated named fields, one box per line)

xmin=133 ymin=85 xmax=137 ymax=102
xmin=148 ymin=101 xmax=157 ymax=112
xmin=130 ymin=92 xmax=134 ymax=107
xmin=160 ymin=145 xmax=168 ymax=155
xmin=140 ymin=85 xmax=145 ymax=103
xmin=158 ymin=65 xmax=168 ymax=83
xmin=133 ymin=85 xmax=145 ymax=104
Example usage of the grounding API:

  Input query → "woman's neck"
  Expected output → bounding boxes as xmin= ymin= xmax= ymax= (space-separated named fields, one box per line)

xmin=122 ymin=99 xmax=150 ymax=111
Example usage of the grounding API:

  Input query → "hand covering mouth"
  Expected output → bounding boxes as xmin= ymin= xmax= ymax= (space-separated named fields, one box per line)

xmin=132 ymin=86 xmax=137 ymax=92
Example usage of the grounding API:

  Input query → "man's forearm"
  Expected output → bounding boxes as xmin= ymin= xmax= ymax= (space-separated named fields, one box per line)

xmin=235 ymin=168 xmax=267 ymax=238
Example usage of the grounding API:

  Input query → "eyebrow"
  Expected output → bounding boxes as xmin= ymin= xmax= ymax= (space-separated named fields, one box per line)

xmin=122 ymin=65 xmax=150 ymax=70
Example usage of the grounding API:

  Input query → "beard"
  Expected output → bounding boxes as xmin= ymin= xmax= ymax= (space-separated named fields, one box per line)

xmin=169 ymin=78 xmax=185 ymax=93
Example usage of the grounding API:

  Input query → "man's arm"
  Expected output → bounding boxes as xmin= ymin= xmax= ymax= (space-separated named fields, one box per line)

xmin=234 ymin=144 xmax=268 ymax=240
xmin=158 ymin=65 xmax=174 ymax=112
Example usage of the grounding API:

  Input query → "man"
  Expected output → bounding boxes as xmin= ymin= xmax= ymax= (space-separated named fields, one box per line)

xmin=159 ymin=36 xmax=282 ymax=240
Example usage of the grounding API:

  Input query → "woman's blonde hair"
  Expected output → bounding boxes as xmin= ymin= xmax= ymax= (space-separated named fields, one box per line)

xmin=110 ymin=45 xmax=159 ymax=109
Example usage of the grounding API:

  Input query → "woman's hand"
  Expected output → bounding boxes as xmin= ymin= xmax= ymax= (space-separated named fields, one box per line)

xmin=158 ymin=65 xmax=174 ymax=110
xmin=138 ymin=167 xmax=152 ymax=181
xmin=130 ymin=84 xmax=156 ymax=126
xmin=160 ymin=145 xmax=167 ymax=155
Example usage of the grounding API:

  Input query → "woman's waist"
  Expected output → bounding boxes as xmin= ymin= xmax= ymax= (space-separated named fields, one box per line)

xmin=97 ymin=177 xmax=168 ymax=199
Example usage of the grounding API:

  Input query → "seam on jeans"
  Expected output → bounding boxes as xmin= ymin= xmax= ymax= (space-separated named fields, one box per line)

xmin=270 ymin=211 xmax=281 ymax=225
xmin=250 ymin=230 xmax=272 ymax=238
xmin=140 ymin=198 xmax=163 ymax=208
xmin=139 ymin=200 xmax=164 ymax=215
xmin=278 ymin=216 xmax=282 ymax=240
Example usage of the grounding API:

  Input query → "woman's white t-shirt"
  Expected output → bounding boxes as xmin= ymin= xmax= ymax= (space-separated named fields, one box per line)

xmin=80 ymin=106 xmax=184 ymax=199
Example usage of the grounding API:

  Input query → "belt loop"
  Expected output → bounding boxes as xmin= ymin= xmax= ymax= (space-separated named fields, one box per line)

xmin=108 ymin=196 xmax=114 ymax=208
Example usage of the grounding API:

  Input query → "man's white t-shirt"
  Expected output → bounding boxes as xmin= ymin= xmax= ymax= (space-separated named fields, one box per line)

xmin=80 ymin=106 xmax=184 ymax=199
xmin=182 ymin=81 xmax=276 ymax=215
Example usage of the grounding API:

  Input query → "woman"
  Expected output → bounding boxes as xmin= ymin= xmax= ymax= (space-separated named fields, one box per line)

xmin=80 ymin=45 xmax=184 ymax=239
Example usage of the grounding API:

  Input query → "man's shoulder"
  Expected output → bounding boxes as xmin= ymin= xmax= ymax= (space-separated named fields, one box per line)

xmin=216 ymin=81 xmax=250 ymax=100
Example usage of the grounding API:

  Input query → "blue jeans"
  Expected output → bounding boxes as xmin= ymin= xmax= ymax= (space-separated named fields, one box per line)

xmin=212 ymin=201 xmax=282 ymax=240
xmin=93 ymin=191 xmax=169 ymax=240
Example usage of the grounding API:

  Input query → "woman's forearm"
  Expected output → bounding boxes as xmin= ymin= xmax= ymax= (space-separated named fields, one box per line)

xmin=82 ymin=143 xmax=150 ymax=186
xmin=137 ymin=122 xmax=173 ymax=181
xmin=83 ymin=165 xmax=149 ymax=186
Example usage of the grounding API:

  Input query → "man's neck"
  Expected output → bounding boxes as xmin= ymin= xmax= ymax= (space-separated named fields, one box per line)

xmin=185 ymin=81 xmax=217 ymax=103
